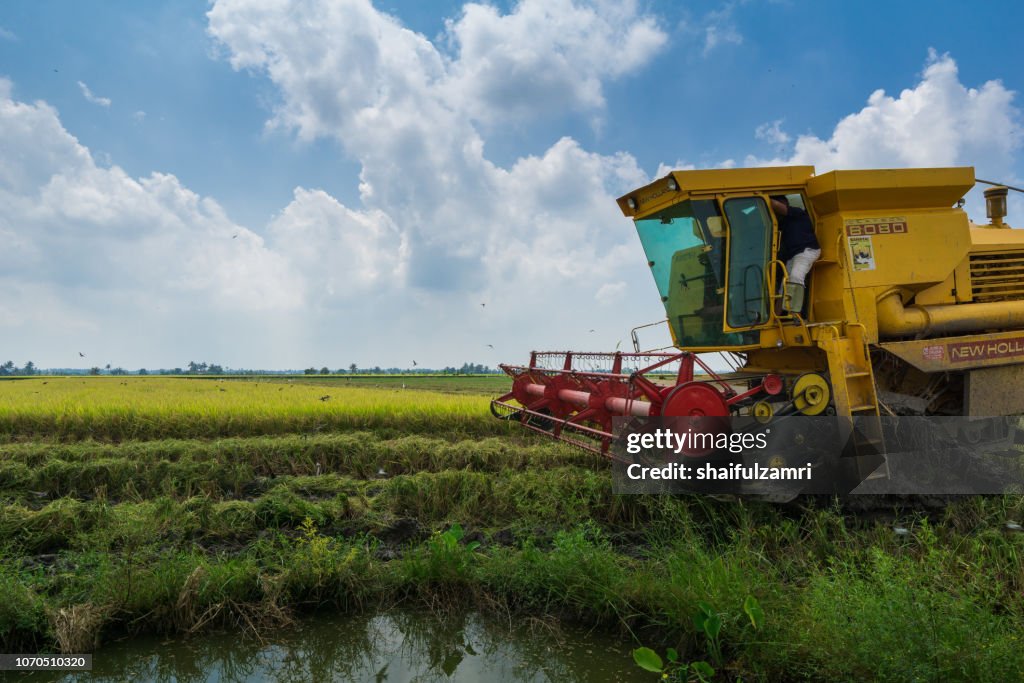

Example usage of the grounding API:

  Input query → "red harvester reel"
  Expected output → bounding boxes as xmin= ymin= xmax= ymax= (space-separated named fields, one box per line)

xmin=491 ymin=351 xmax=783 ymax=457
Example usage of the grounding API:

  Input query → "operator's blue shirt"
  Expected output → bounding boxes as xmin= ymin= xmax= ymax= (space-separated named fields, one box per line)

xmin=777 ymin=206 xmax=820 ymax=262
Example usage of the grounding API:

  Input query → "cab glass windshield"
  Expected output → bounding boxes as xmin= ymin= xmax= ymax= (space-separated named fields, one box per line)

xmin=634 ymin=200 xmax=757 ymax=347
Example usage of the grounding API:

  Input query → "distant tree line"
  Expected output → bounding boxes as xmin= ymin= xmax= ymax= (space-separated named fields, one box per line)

xmin=185 ymin=361 xmax=225 ymax=374
xmin=0 ymin=361 xmax=36 ymax=376
xmin=324 ymin=362 xmax=498 ymax=375
xmin=2 ymin=359 xmax=501 ymax=376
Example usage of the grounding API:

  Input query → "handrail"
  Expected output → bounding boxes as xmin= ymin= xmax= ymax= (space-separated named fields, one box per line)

xmin=630 ymin=319 xmax=670 ymax=353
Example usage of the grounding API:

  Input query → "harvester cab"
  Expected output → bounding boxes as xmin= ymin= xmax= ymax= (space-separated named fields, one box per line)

xmin=492 ymin=166 xmax=1024 ymax=481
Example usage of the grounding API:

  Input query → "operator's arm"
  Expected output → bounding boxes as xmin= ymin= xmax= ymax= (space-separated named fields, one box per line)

xmin=770 ymin=198 xmax=789 ymax=216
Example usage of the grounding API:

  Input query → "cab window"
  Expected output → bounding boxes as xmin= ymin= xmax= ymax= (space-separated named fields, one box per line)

xmin=723 ymin=197 xmax=773 ymax=327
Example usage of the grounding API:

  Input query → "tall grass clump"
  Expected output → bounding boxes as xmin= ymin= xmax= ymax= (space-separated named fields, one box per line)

xmin=769 ymin=546 xmax=1024 ymax=681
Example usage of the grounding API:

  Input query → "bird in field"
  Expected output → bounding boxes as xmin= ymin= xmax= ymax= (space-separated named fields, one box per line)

xmin=319 ymin=395 xmax=330 ymax=401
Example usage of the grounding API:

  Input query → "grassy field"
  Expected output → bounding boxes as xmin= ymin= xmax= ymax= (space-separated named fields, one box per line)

xmin=254 ymin=374 xmax=513 ymax=394
xmin=0 ymin=376 xmax=502 ymax=442
xmin=1 ymin=376 xmax=1023 ymax=681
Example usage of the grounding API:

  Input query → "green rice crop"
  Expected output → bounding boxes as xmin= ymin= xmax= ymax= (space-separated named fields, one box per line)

xmin=0 ymin=377 xmax=508 ymax=441
xmin=254 ymin=374 xmax=513 ymax=394
xmin=0 ymin=435 xmax=598 ymax=507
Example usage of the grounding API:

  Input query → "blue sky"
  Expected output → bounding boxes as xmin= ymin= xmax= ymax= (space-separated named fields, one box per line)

xmin=1 ymin=1 xmax=1022 ymax=370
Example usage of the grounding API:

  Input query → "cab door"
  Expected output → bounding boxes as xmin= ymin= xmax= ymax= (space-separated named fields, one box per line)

xmin=719 ymin=195 xmax=777 ymax=330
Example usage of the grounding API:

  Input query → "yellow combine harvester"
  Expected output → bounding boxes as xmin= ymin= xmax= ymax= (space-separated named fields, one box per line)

xmin=493 ymin=166 xmax=1024 ymax=473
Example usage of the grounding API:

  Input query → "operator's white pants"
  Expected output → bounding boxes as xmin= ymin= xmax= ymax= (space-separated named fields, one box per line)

xmin=786 ymin=248 xmax=821 ymax=286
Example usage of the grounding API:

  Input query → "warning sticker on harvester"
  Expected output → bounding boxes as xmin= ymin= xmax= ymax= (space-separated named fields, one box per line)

xmin=848 ymin=236 xmax=876 ymax=271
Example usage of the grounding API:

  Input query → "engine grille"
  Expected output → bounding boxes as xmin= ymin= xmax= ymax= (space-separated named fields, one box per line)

xmin=969 ymin=252 xmax=1024 ymax=302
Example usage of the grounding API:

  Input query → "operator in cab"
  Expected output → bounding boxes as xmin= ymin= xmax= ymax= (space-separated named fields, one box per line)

xmin=770 ymin=195 xmax=821 ymax=315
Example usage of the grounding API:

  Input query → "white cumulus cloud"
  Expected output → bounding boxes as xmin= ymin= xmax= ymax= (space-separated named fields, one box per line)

xmin=442 ymin=0 xmax=667 ymax=124
xmin=0 ymin=3 xmax=674 ymax=367
xmin=205 ymin=0 xmax=667 ymax=352
xmin=746 ymin=51 xmax=1022 ymax=181
xmin=76 ymin=80 xmax=111 ymax=107
xmin=0 ymin=83 xmax=306 ymax=365
xmin=595 ymin=281 xmax=627 ymax=305
xmin=267 ymin=187 xmax=406 ymax=302
xmin=755 ymin=119 xmax=790 ymax=147
xmin=8 ymin=3 xmax=1021 ymax=370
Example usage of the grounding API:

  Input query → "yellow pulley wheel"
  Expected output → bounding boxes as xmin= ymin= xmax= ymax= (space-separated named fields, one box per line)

xmin=792 ymin=373 xmax=831 ymax=416
xmin=753 ymin=400 xmax=774 ymax=424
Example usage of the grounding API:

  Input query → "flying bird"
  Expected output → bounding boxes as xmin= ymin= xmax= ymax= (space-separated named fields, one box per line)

xmin=412 ymin=360 xmax=417 ymax=366
xmin=319 ymin=395 xmax=331 ymax=401
xmin=589 ymin=329 xmax=595 ymax=333
xmin=232 ymin=234 xmax=238 ymax=239
xmin=78 ymin=352 xmax=85 ymax=358
xmin=480 ymin=302 xmax=486 ymax=308
xmin=487 ymin=344 xmax=494 ymax=349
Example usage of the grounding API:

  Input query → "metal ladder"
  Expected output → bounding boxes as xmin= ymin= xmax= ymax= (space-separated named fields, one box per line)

xmin=822 ymin=323 xmax=889 ymax=480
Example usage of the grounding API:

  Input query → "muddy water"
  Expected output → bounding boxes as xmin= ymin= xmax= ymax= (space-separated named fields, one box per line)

xmin=20 ymin=611 xmax=644 ymax=682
